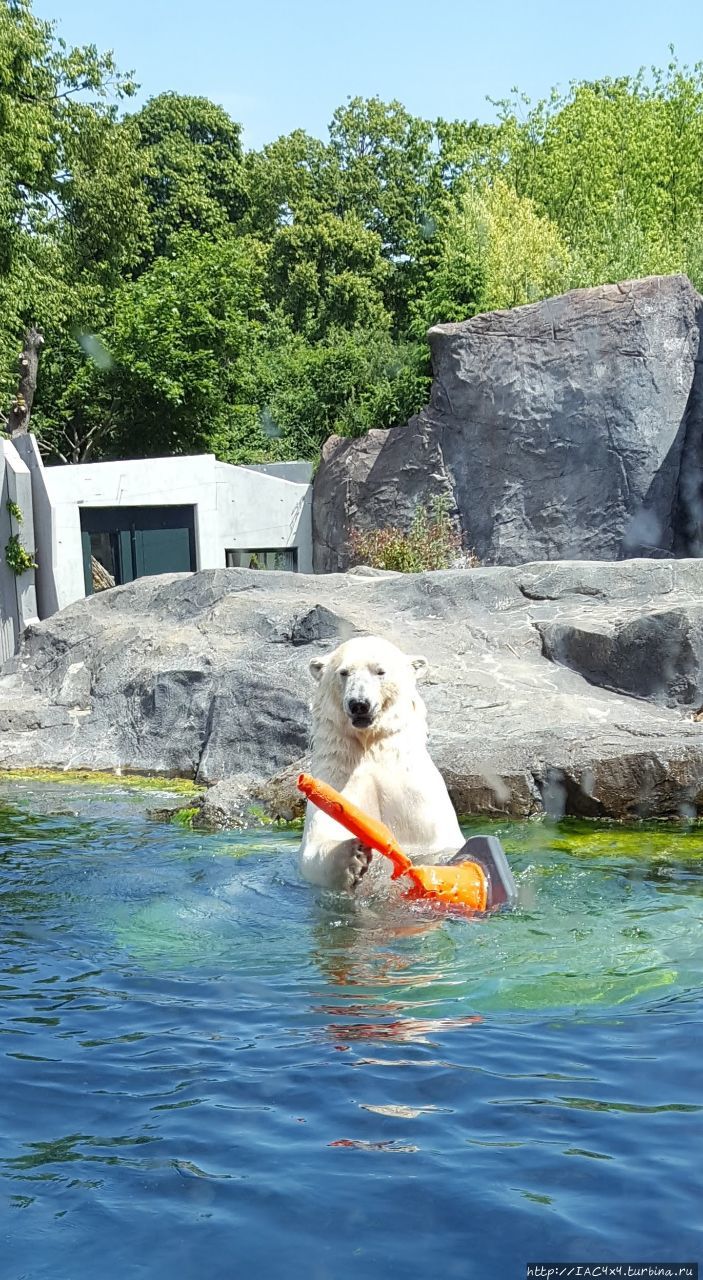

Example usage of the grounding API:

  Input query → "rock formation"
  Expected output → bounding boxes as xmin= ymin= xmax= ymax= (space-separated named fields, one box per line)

xmin=313 ymin=275 xmax=703 ymax=571
xmin=0 ymin=561 xmax=702 ymax=823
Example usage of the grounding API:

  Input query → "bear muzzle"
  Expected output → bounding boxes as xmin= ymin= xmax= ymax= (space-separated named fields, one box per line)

xmin=346 ymin=697 xmax=376 ymax=729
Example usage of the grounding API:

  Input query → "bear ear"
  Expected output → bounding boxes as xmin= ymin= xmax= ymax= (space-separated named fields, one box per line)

xmin=409 ymin=654 xmax=428 ymax=680
xmin=309 ymin=655 xmax=329 ymax=683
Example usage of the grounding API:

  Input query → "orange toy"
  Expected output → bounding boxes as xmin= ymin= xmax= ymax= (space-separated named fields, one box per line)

xmin=298 ymin=773 xmax=516 ymax=913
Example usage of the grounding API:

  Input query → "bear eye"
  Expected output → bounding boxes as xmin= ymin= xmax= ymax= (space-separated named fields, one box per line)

xmin=373 ymin=667 xmax=386 ymax=677
xmin=339 ymin=668 xmax=349 ymax=678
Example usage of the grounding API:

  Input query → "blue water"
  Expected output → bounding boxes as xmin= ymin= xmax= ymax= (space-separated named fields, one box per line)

xmin=1 ymin=780 xmax=701 ymax=1279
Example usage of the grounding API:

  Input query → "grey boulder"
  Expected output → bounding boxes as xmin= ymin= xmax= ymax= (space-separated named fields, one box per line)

xmin=0 ymin=560 xmax=702 ymax=823
xmin=313 ymin=274 xmax=703 ymax=570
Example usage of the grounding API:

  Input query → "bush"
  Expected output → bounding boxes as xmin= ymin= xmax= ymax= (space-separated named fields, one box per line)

xmin=348 ymin=496 xmax=477 ymax=573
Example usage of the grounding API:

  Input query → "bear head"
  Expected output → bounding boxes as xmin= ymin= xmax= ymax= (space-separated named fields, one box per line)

xmin=309 ymin=635 xmax=428 ymax=738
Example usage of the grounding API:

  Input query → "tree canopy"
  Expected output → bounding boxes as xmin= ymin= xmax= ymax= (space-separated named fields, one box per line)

xmin=2 ymin=1 xmax=702 ymax=465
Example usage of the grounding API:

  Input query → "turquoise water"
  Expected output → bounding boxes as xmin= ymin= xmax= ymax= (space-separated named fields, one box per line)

xmin=1 ymin=780 xmax=701 ymax=1279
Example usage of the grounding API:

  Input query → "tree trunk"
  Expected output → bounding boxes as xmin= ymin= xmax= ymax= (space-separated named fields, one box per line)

xmin=8 ymin=327 xmax=44 ymax=436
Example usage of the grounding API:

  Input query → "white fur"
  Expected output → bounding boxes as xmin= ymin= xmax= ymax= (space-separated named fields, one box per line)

xmin=298 ymin=635 xmax=464 ymax=891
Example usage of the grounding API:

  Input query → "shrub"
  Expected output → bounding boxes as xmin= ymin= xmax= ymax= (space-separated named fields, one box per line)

xmin=348 ymin=496 xmax=477 ymax=573
xmin=4 ymin=533 xmax=38 ymax=575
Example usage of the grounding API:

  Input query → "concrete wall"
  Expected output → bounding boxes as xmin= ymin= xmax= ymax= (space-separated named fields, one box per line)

xmin=215 ymin=462 xmax=313 ymax=573
xmin=0 ymin=440 xmax=39 ymax=662
xmin=41 ymin=454 xmax=219 ymax=609
xmin=8 ymin=445 xmax=312 ymax=618
xmin=13 ymin=433 xmax=63 ymax=618
xmin=0 ymin=449 xmax=18 ymax=663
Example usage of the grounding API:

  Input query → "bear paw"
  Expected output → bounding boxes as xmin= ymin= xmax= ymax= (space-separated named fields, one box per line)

xmin=343 ymin=841 xmax=373 ymax=891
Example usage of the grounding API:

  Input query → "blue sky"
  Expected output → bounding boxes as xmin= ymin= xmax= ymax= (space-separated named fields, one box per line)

xmin=38 ymin=0 xmax=703 ymax=148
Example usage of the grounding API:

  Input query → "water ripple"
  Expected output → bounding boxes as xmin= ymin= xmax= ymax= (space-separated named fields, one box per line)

xmin=0 ymin=782 xmax=701 ymax=1278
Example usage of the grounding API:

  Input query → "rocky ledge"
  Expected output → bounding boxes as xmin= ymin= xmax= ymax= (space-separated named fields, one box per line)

xmin=0 ymin=561 xmax=702 ymax=825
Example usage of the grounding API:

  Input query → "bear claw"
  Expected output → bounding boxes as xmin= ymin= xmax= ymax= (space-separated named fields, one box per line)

xmin=345 ymin=842 xmax=372 ymax=890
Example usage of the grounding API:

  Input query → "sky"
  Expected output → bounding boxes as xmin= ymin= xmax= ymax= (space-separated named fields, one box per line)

xmin=37 ymin=0 xmax=703 ymax=149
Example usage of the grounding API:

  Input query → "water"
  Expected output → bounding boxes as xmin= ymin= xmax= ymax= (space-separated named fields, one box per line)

xmin=1 ymin=780 xmax=701 ymax=1279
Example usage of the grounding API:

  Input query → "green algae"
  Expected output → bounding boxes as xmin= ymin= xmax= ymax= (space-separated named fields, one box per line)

xmin=0 ymin=767 xmax=201 ymax=795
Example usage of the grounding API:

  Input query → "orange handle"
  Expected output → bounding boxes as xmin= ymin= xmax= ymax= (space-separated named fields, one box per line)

xmin=297 ymin=773 xmax=488 ymax=912
xmin=297 ymin=773 xmax=412 ymax=879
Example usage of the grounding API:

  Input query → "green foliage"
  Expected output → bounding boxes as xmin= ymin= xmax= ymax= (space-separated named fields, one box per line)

xmin=0 ymin=0 xmax=141 ymax=432
xmin=413 ymin=178 xmax=572 ymax=330
xmin=30 ymin=301 xmax=116 ymax=463
xmin=107 ymin=231 xmax=272 ymax=458
xmin=6 ymin=499 xmax=23 ymax=524
xmin=265 ymin=329 xmax=431 ymax=458
xmin=129 ymin=93 xmax=248 ymax=262
xmin=329 ymin=97 xmax=436 ymax=262
xmin=268 ymin=211 xmax=391 ymax=338
xmin=60 ymin=114 xmax=151 ymax=284
xmin=242 ymin=129 xmax=338 ymax=239
xmin=348 ymin=496 xmax=475 ymax=573
xmin=4 ymin=533 xmax=37 ymax=574
xmin=0 ymin=0 xmax=135 ymax=260
xmin=2 ymin=5 xmax=703 ymax=471
xmin=493 ymin=57 xmax=703 ymax=289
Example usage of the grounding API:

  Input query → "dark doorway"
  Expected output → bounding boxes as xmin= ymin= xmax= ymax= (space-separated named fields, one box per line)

xmin=80 ymin=505 xmax=197 ymax=595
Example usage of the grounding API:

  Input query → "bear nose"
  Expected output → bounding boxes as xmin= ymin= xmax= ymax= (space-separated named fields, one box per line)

xmin=348 ymin=698 xmax=370 ymax=717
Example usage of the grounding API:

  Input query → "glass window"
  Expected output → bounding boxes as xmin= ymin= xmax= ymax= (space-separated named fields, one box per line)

xmin=226 ymin=548 xmax=298 ymax=572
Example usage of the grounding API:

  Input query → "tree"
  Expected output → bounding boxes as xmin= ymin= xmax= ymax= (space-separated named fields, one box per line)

xmin=3 ymin=326 xmax=43 ymax=436
xmin=329 ymin=97 xmax=442 ymax=326
xmin=493 ymin=58 xmax=703 ymax=290
xmin=265 ymin=328 xmax=430 ymax=458
xmin=412 ymin=178 xmax=571 ymax=331
xmin=105 ymin=232 xmax=274 ymax=461
xmin=432 ymin=117 xmax=504 ymax=194
xmin=58 ymin=113 xmax=151 ymax=285
xmin=29 ymin=306 xmax=116 ymax=463
xmin=243 ymin=129 xmax=338 ymax=238
xmin=6 ymin=10 xmax=703 ymax=473
xmin=129 ymin=92 xmax=248 ymax=262
xmin=0 ymin=0 xmax=142 ymax=428
xmin=267 ymin=211 xmax=391 ymax=339
xmin=329 ymin=97 xmax=435 ymax=259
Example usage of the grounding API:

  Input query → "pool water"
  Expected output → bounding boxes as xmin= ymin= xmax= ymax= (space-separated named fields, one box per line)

xmin=1 ymin=780 xmax=701 ymax=1279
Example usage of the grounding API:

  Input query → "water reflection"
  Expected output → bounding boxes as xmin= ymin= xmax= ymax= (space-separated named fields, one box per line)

xmin=324 ymin=1007 xmax=482 ymax=1045
xmin=309 ymin=899 xmax=483 ymax=1044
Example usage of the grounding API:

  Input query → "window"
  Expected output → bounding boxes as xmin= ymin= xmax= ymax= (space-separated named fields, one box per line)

xmin=226 ymin=548 xmax=298 ymax=572
xmin=80 ymin=505 xmax=197 ymax=595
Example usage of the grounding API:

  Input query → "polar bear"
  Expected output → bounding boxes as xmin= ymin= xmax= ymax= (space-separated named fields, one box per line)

xmin=297 ymin=635 xmax=464 ymax=892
